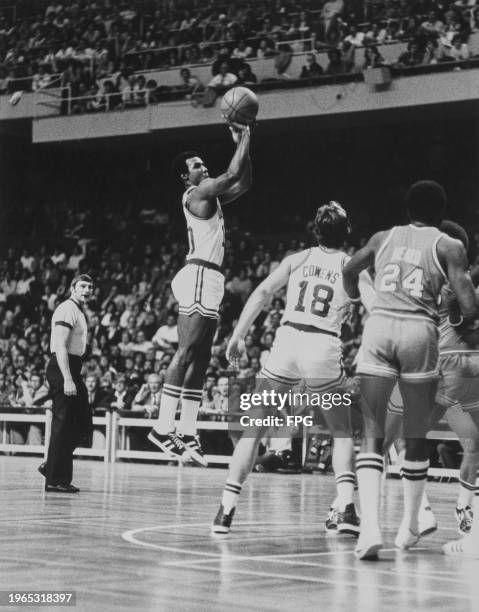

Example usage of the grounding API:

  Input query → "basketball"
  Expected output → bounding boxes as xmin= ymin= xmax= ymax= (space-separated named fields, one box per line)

xmin=221 ymin=86 xmax=259 ymax=125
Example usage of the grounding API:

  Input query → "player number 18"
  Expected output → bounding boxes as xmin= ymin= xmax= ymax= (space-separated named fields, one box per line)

xmin=294 ymin=281 xmax=334 ymax=317
xmin=379 ymin=263 xmax=424 ymax=297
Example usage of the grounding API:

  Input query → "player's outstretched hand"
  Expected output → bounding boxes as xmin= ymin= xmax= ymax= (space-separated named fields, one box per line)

xmin=226 ymin=336 xmax=246 ymax=368
xmin=225 ymin=120 xmax=250 ymax=144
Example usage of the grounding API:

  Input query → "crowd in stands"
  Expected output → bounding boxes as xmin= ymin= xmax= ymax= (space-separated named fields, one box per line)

xmin=1 ymin=0 xmax=479 ymax=107
xmin=0 ymin=202 xmax=365 ymax=451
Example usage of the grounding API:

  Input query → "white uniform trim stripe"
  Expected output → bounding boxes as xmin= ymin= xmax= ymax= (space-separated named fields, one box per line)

xmin=306 ymin=376 xmax=345 ymax=392
xmin=400 ymin=371 xmax=439 ymax=380
xmin=260 ymin=367 xmax=301 ymax=385
xmin=432 ymin=235 xmax=447 ymax=281
xmin=370 ymin=309 xmax=435 ymax=322
xmin=375 ymin=227 xmax=395 ymax=265
xmin=194 ymin=267 xmax=201 ymax=302
xmin=358 ymin=362 xmax=398 ymax=377
xmin=440 ymin=349 xmax=479 ymax=355
xmin=178 ymin=305 xmax=219 ymax=319
xmin=290 ymin=248 xmax=313 ymax=274
xmin=401 ymin=369 xmax=439 ymax=377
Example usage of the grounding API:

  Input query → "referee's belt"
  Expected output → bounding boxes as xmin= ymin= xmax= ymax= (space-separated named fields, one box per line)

xmin=282 ymin=321 xmax=338 ymax=337
xmin=185 ymin=258 xmax=221 ymax=272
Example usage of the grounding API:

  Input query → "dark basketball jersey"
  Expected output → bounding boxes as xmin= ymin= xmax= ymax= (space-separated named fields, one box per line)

xmin=372 ymin=224 xmax=446 ymax=321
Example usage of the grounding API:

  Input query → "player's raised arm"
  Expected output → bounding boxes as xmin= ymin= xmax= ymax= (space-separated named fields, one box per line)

xmin=342 ymin=231 xmax=386 ymax=300
xmin=192 ymin=125 xmax=251 ymax=206
xmin=219 ymin=124 xmax=253 ymax=205
xmin=437 ymin=235 xmax=478 ymax=322
xmin=226 ymin=256 xmax=293 ymax=365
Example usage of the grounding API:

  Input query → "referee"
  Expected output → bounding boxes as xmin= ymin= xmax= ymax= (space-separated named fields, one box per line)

xmin=43 ymin=274 xmax=93 ymax=493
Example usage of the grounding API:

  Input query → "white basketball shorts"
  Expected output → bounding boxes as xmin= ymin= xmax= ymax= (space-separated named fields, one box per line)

xmin=171 ymin=262 xmax=224 ymax=319
xmin=261 ymin=323 xmax=344 ymax=391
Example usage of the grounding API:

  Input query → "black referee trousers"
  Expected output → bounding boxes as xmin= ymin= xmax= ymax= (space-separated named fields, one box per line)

xmin=45 ymin=354 xmax=92 ymax=485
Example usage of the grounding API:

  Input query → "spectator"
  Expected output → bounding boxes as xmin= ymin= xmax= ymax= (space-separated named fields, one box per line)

xmin=365 ymin=22 xmax=387 ymax=45
xmin=363 ymin=46 xmax=385 ymax=69
xmin=299 ymin=53 xmax=324 ymax=78
xmin=152 ymin=314 xmax=178 ymax=355
xmin=444 ymin=34 xmax=471 ymax=61
xmin=207 ymin=61 xmax=238 ymax=94
xmin=110 ymin=376 xmax=135 ymax=411
xmin=326 ymin=48 xmax=347 ymax=75
xmin=257 ymin=38 xmax=276 ymax=59
xmin=397 ymin=41 xmax=422 ymax=67
xmin=237 ymin=63 xmax=258 ymax=86
xmin=85 ymin=374 xmax=113 ymax=449
xmin=344 ymin=25 xmax=365 ymax=47
xmin=177 ymin=67 xmax=204 ymax=101
xmin=226 ymin=268 xmax=253 ymax=304
xmin=131 ymin=330 xmax=154 ymax=354
xmin=131 ymin=373 xmax=162 ymax=418
xmin=232 ymin=40 xmax=254 ymax=60
xmin=15 ymin=372 xmax=51 ymax=445
xmin=16 ymin=269 xmax=34 ymax=296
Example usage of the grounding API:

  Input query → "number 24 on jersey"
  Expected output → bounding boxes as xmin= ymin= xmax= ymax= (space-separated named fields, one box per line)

xmin=379 ymin=263 xmax=424 ymax=298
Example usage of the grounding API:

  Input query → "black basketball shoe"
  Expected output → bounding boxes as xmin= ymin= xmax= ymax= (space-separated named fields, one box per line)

xmin=148 ymin=430 xmax=187 ymax=459
xmin=337 ymin=503 xmax=360 ymax=536
xmin=181 ymin=434 xmax=208 ymax=467
xmin=212 ymin=504 xmax=235 ymax=534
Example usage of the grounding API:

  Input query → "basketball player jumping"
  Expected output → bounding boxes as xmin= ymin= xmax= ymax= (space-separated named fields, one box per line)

xmin=343 ymin=180 xmax=478 ymax=560
xmin=212 ymin=202 xmax=360 ymax=535
xmin=148 ymin=123 xmax=251 ymax=466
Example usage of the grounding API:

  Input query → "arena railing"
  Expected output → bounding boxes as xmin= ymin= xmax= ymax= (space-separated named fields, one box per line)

xmin=110 ymin=411 xmax=244 ymax=465
xmin=0 ymin=406 xmax=113 ymax=462
xmin=0 ymin=404 xmax=465 ymax=477
xmin=51 ymin=53 xmax=479 ymax=119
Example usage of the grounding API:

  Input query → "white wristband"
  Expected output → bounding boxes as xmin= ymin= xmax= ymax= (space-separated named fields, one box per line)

xmin=448 ymin=315 xmax=464 ymax=328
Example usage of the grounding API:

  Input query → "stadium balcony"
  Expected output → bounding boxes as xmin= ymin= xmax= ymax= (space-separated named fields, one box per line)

xmin=0 ymin=29 xmax=475 ymax=131
xmin=28 ymin=45 xmax=479 ymax=143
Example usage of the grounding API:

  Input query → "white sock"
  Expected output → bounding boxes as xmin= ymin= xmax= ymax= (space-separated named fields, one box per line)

xmin=457 ymin=478 xmax=474 ymax=509
xmin=222 ymin=481 xmax=242 ymax=513
xmin=335 ymin=471 xmax=356 ymax=511
xmin=154 ymin=384 xmax=182 ymax=434
xmin=400 ymin=459 xmax=429 ymax=534
xmin=356 ymin=453 xmax=383 ymax=535
xmin=178 ymin=388 xmax=203 ymax=436
xmin=468 ymin=488 xmax=479 ymax=544
xmin=420 ymin=490 xmax=431 ymax=510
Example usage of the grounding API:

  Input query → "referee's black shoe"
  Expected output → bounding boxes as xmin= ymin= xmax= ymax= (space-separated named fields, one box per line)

xmin=38 ymin=462 xmax=46 ymax=478
xmin=45 ymin=484 xmax=80 ymax=493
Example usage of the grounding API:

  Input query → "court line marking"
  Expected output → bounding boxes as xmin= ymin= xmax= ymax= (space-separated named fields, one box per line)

xmin=122 ymin=522 xmax=450 ymax=567
xmin=177 ymin=563 xmax=479 ymax=601
xmin=189 ymin=552 xmax=477 ymax=586
xmin=122 ymin=521 xmax=342 ymax=558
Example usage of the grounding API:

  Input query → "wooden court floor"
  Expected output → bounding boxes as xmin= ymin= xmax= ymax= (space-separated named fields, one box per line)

xmin=1 ymin=456 xmax=478 ymax=612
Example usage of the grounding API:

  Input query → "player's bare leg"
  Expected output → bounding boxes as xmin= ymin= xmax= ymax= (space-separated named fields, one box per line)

xmin=383 ymin=407 xmax=438 ymax=537
xmin=149 ymin=312 xmax=216 ymax=463
xmin=355 ymin=375 xmax=395 ymax=559
xmin=394 ymin=379 xmax=437 ymax=550
xmin=320 ymin=396 xmax=358 ymax=535
xmin=443 ymin=409 xmax=479 ymax=557
xmin=212 ymin=378 xmax=291 ymax=534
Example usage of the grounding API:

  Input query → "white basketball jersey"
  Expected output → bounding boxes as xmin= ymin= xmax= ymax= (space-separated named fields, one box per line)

xmin=282 ymin=247 xmax=350 ymax=335
xmin=182 ymin=186 xmax=225 ymax=267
